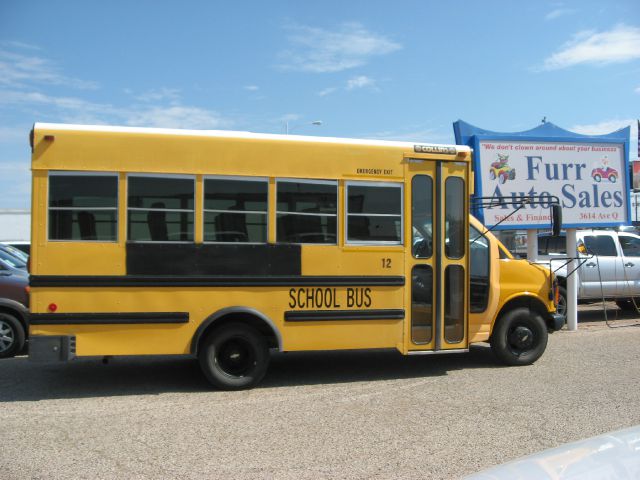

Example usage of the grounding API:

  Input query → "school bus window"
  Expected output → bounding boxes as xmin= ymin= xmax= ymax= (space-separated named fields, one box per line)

xmin=204 ymin=177 xmax=268 ymax=243
xmin=346 ymin=182 xmax=402 ymax=244
xmin=276 ymin=179 xmax=337 ymax=244
xmin=445 ymin=177 xmax=464 ymax=258
xmin=127 ymin=175 xmax=195 ymax=242
xmin=412 ymin=175 xmax=433 ymax=258
xmin=48 ymin=172 xmax=118 ymax=242
xmin=470 ymin=225 xmax=489 ymax=312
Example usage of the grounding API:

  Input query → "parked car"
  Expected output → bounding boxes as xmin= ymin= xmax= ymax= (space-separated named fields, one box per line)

xmin=591 ymin=166 xmax=618 ymax=183
xmin=537 ymin=230 xmax=640 ymax=318
xmin=0 ymin=258 xmax=29 ymax=358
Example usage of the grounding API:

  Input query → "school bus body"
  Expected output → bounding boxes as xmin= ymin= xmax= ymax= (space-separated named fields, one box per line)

xmin=28 ymin=124 xmax=560 ymax=388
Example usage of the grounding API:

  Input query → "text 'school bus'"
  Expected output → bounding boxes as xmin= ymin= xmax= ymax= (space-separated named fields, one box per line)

xmin=27 ymin=124 xmax=564 ymax=390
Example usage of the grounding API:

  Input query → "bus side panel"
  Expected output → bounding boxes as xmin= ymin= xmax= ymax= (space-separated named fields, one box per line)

xmin=30 ymin=286 xmax=406 ymax=355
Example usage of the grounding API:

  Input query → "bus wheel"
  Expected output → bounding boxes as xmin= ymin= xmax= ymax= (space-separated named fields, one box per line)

xmin=0 ymin=313 xmax=25 ymax=359
xmin=198 ymin=323 xmax=270 ymax=390
xmin=490 ymin=308 xmax=548 ymax=366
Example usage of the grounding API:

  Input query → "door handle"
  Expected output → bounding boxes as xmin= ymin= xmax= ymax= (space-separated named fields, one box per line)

xmin=625 ymin=262 xmax=635 ymax=268
xmin=585 ymin=262 xmax=596 ymax=268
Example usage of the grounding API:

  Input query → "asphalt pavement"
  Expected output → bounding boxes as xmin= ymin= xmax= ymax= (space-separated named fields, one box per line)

xmin=2 ymin=305 xmax=639 ymax=479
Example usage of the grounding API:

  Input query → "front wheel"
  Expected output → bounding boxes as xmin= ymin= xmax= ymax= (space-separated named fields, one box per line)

xmin=490 ymin=308 xmax=548 ymax=366
xmin=0 ymin=313 xmax=25 ymax=359
xmin=198 ymin=323 xmax=270 ymax=390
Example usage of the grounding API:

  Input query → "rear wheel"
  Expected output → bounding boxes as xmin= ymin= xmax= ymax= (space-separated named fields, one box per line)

xmin=490 ymin=307 xmax=548 ymax=366
xmin=0 ymin=313 xmax=25 ymax=359
xmin=198 ymin=323 xmax=270 ymax=390
xmin=608 ymin=174 xmax=617 ymax=183
xmin=593 ymin=174 xmax=602 ymax=182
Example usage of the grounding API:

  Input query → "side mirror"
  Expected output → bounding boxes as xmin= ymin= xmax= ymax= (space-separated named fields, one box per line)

xmin=551 ymin=204 xmax=562 ymax=237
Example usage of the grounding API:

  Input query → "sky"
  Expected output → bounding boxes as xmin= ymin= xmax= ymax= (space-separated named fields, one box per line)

xmin=1 ymin=0 xmax=639 ymax=209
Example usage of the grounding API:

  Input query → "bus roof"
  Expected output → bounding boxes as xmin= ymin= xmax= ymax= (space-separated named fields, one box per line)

xmin=33 ymin=122 xmax=471 ymax=153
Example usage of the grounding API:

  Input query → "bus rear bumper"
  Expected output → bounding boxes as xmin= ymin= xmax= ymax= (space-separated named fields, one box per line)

xmin=29 ymin=335 xmax=76 ymax=362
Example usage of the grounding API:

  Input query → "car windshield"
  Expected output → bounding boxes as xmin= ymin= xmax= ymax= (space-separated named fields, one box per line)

xmin=0 ymin=248 xmax=27 ymax=269
xmin=1 ymin=244 xmax=29 ymax=263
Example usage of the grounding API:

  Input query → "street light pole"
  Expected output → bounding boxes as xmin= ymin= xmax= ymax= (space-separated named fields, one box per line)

xmin=285 ymin=120 xmax=322 ymax=134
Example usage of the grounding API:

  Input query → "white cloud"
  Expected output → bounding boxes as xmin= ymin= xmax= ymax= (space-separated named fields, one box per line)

xmin=364 ymin=127 xmax=453 ymax=144
xmin=635 ymin=85 xmax=640 ymax=94
xmin=0 ymin=88 xmax=232 ymax=130
xmin=346 ymin=75 xmax=376 ymax=90
xmin=570 ymin=118 xmax=635 ymax=135
xmin=545 ymin=8 xmax=575 ymax=21
xmin=244 ymin=85 xmax=259 ymax=91
xmin=543 ymin=24 xmax=640 ymax=70
xmin=317 ymin=87 xmax=337 ymax=97
xmin=124 ymin=106 xmax=231 ymax=130
xmin=0 ymin=126 xmax=29 ymax=144
xmin=133 ymin=88 xmax=181 ymax=103
xmin=0 ymin=48 xmax=98 ymax=89
xmin=279 ymin=22 xmax=401 ymax=73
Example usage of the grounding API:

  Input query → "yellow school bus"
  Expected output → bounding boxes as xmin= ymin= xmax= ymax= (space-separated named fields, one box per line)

xmin=28 ymin=123 xmax=563 ymax=389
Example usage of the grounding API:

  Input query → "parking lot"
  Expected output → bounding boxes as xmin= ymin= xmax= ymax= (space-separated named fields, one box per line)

xmin=2 ymin=307 xmax=640 ymax=480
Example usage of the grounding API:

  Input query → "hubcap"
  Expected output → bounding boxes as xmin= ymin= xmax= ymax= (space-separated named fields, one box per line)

xmin=0 ymin=320 xmax=15 ymax=353
xmin=508 ymin=325 xmax=534 ymax=352
xmin=216 ymin=338 xmax=255 ymax=377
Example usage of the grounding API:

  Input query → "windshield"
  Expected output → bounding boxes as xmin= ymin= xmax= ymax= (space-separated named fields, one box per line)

xmin=0 ymin=248 xmax=27 ymax=269
xmin=1 ymin=244 xmax=29 ymax=263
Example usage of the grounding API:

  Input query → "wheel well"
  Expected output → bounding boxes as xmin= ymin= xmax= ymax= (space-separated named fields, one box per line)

xmin=493 ymin=296 xmax=552 ymax=332
xmin=0 ymin=306 xmax=26 ymax=328
xmin=191 ymin=309 xmax=280 ymax=355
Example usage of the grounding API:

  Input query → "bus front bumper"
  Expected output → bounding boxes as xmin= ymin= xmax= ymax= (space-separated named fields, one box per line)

xmin=549 ymin=313 xmax=565 ymax=332
xmin=29 ymin=335 xmax=76 ymax=362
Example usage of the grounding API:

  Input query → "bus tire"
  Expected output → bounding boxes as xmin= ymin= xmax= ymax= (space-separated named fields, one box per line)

xmin=490 ymin=307 xmax=548 ymax=366
xmin=0 ymin=313 xmax=25 ymax=359
xmin=198 ymin=323 xmax=269 ymax=390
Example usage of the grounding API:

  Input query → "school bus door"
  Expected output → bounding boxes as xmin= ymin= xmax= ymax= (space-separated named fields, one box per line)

xmin=405 ymin=158 xmax=469 ymax=353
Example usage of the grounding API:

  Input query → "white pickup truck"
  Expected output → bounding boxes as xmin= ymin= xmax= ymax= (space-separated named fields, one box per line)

xmin=536 ymin=229 xmax=640 ymax=317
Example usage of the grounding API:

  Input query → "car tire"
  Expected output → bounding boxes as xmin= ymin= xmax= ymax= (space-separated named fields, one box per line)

xmin=556 ymin=286 xmax=567 ymax=323
xmin=616 ymin=298 xmax=640 ymax=312
xmin=608 ymin=174 xmax=617 ymax=183
xmin=499 ymin=173 xmax=507 ymax=184
xmin=198 ymin=323 xmax=270 ymax=390
xmin=490 ymin=307 xmax=548 ymax=366
xmin=489 ymin=170 xmax=496 ymax=180
xmin=0 ymin=313 xmax=25 ymax=359
xmin=593 ymin=174 xmax=601 ymax=182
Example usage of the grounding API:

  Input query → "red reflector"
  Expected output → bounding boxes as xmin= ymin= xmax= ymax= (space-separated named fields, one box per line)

xmin=48 ymin=303 xmax=58 ymax=312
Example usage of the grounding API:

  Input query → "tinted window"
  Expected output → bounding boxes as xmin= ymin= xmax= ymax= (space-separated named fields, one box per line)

xmin=470 ymin=225 xmax=489 ymax=313
xmin=412 ymin=175 xmax=433 ymax=258
xmin=445 ymin=177 xmax=464 ymax=259
xmin=48 ymin=174 xmax=118 ymax=241
xmin=583 ymin=235 xmax=617 ymax=256
xmin=347 ymin=183 xmax=402 ymax=244
xmin=411 ymin=265 xmax=433 ymax=344
xmin=444 ymin=265 xmax=465 ymax=343
xmin=128 ymin=176 xmax=194 ymax=242
xmin=204 ymin=178 xmax=268 ymax=243
xmin=619 ymin=236 xmax=640 ymax=257
xmin=277 ymin=180 xmax=337 ymax=244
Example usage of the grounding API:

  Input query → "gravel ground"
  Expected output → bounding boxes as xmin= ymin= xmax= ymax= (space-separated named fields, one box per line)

xmin=2 ymin=306 xmax=639 ymax=480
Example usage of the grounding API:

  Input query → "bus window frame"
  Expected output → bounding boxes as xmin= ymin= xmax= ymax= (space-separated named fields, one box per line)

xmin=47 ymin=170 xmax=120 ymax=243
xmin=275 ymin=178 xmax=338 ymax=245
xmin=126 ymin=173 xmax=197 ymax=244
xmin=202 ymin=175 xmax=269 ymax=245
xmin=344 ymin=180 xmax=404 ymax=246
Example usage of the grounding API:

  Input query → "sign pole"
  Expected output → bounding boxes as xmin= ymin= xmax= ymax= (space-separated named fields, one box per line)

xmin=526 ymin=230 xmax=538 ymax=261
xmin=566 ymin=228 xmax=578 ymax=331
